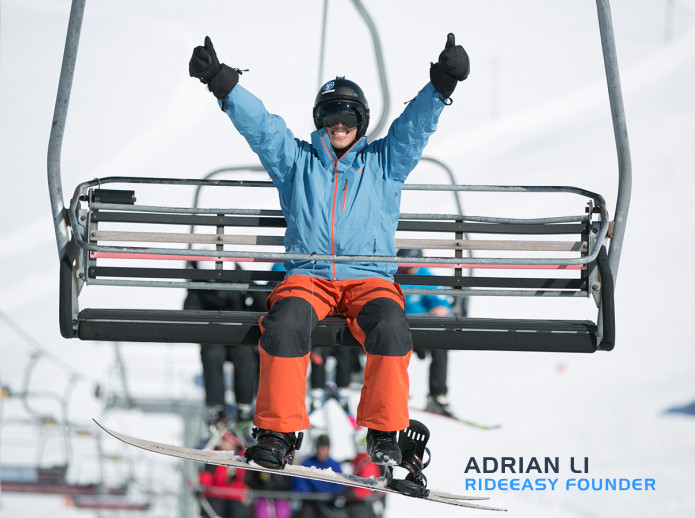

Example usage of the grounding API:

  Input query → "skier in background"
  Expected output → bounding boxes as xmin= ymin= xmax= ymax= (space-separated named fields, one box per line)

xmin=184 ymin=263 xmax=267 ymax=441
xmin=245 ymin=470 xmax=293 ymax=518
xmin=396 ymin=249 xmax=457 ymax=417
xmin=189 ymin=32 xmax=469 ymax=470
xmin=198 ymin=429 xmax=253 ymax=518
xmin=292 ymin=434 xmax=346 ymax=518
xmin=343 ymin=430 xmax=384 ymax=518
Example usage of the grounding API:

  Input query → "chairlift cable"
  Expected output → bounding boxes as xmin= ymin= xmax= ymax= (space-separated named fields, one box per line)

xmin=0 ymin=310 xmax=97 ymax=383
xmin=351 ymin=0 xmax=390 ymax=138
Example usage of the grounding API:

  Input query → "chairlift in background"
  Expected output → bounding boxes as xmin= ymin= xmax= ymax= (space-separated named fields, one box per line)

xmin=0 ymin=353 xmax=148 ymax=508
xmin=47 ymin=0 xmax=630 ymax=353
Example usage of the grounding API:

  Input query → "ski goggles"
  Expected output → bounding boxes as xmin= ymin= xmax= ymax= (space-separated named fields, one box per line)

xmin=315 ymin=101 xmax=365 ymax=129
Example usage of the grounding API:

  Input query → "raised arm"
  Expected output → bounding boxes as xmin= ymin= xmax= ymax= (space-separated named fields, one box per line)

xmin=189 ymin=36 xmax=301 ymax=182
xmin=378 ymin=33 xmax=470 ymax=182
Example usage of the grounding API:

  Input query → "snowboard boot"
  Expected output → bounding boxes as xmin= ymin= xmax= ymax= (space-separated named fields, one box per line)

xmin=204 ymin=404 xmax=227 ymax=431
xmin=245 ymin=428 xmax=303 ymax=469
xmin=309 ymin=388 xmax=324 ymax=413
xmin=425 ymin=393 xmax=455 ymax=418
xmin=236 ymin=403 xmax=254 ymax=423
xmin=366 ymin=429 xmax=402 ymax=466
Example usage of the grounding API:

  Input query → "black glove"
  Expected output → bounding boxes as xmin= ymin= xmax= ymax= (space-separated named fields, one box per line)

xmin=430 ymin=33 xmax=470 ymax=100
xmin=189 ymin=36 xmax=240 ymax=100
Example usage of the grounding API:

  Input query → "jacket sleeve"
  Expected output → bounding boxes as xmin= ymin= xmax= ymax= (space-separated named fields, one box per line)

xmin=376 ymin=82 xmax=447 ymax=183
xmin=219 ymin=85 xmax=303 ymax=184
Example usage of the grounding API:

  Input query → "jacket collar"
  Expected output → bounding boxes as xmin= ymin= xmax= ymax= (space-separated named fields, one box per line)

xmin=312 ymin=128 xmax=366 ymax=169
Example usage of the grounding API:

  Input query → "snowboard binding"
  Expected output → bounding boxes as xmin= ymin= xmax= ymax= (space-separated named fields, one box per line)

xmin=386 ymin=419 xmax=431 ymax=498
xmin=246 ymin=428 xmax=304 ymax=469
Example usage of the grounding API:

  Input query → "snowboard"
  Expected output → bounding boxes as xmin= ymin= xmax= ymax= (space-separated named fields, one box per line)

xmin=94 ymin=420 xmax=505 ymax=511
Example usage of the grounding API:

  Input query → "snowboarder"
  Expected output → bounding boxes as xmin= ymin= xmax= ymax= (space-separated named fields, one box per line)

xmin=189 ymin=32 xmax=469 ymax=470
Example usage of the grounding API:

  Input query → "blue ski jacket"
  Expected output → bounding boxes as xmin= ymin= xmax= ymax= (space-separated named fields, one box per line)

xmin=292 ymin=455 xmax=345 ymax=495
xmin=398 ymin=267 xmax=452 ymax=315
xmin=220 ymin=82 xmax=446 ymax=281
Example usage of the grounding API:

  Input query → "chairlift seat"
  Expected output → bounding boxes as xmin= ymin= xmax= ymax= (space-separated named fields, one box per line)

xmin=60 ymin=178 xmax=614 ymax=353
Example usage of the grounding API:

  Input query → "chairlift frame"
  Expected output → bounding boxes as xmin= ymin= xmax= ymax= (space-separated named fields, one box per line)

xmin=47 ymin=0 xmax=631 ymax=353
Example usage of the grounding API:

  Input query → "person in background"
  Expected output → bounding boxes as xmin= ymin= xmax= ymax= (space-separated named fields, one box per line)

xmin=293 ymin=434 xmax=346 ymax=518
xmin=245 ymin=470 xmax=293 ymax=518
xmin=396 ymin=249 xmax=456 ymax=418
xmin=184 ymin=263 xmax=267 ymax=439
xmin=308 ymin=346 xmax=355 ymax=415
xmin=198 ymin=429 xmax=252 ymax=518
xmin=343 ymin=430 xmax=384 ymax=518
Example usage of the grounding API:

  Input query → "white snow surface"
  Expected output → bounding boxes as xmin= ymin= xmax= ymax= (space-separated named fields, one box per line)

xmin=1 ymin=0 xmax=695 ymax=516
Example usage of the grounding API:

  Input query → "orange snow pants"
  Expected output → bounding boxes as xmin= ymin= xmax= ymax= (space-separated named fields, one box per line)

xmin=254 ymin=275 xmax=413 ymax=433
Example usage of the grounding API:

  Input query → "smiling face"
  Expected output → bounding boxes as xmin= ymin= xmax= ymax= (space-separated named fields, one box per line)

xmin=325 ymin=122 xmax=358 ymax=150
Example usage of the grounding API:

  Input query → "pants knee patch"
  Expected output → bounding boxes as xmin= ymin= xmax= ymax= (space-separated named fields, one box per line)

xmin=357 ymin=298 xmax=413 ymax=356
xmin=260 ymin=297 xmax=316 ymax=358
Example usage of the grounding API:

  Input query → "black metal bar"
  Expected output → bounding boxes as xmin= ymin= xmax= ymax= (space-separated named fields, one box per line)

xmin=59 ymin=238 xmax=79 ymax=338
xmin=397 ymin=221 xmax=587 ymax=235
xmin=93 ymin=211 xmax=287 ymax=228
xmin=91 ymin=210 xmax=587 ymax=235
xmin=395 ymin=274 xmax=584 ymax=291
xmin=90 ymin=266 xmax=283 ymax=283
xmin=91 ymin=189 xmax=135 ymax=205
xmin=596 ymin=245 xmax=615 ymax=350
xmin=75 ymin=309 xmax=598 ymax=353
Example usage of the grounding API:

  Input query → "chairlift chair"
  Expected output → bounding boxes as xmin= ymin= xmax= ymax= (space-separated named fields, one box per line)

xmin=47 ymin=0 xmax=630 ymax=353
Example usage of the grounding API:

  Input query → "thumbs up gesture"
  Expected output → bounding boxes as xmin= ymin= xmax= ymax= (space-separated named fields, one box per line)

xmin=189 ymin=36 xmax=222 ymax=84
xmin=438 ymin=34 xmax=470 ymax=81
xmin=189 ymin=36 xmax=242 ymax=100
xmin=430 ymin=33 xmax=470 ymax=100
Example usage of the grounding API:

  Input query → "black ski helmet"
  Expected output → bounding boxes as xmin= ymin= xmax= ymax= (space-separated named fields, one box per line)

xmin=313 ymin=77 xmax=370 ymax=139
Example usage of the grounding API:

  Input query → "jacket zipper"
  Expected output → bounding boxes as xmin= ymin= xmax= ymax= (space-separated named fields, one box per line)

xmin=319 ymin=134 xmax=361 ymax=281
xmin=330 ymin=166 xmax=339 ymax=280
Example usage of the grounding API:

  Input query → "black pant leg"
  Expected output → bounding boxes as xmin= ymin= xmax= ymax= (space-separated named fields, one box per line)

xmin=227 ymin=345 xmax=258 ymax=406
xmin=201 ymin=343 xmax=227 ymax=407
xmin=310 ymin=347 xmax=329 ymax=390
xmin=333 ymin=345 xmax=353 ymax=388
xmin=429 ymin=348 xmax=449 ymax=396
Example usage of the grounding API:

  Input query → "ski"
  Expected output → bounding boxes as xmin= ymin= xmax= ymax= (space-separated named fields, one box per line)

xmin=94 ymin=420 xmax=505 ymax=511
xmin=411 ymin=408 xmax=502 ymax=431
